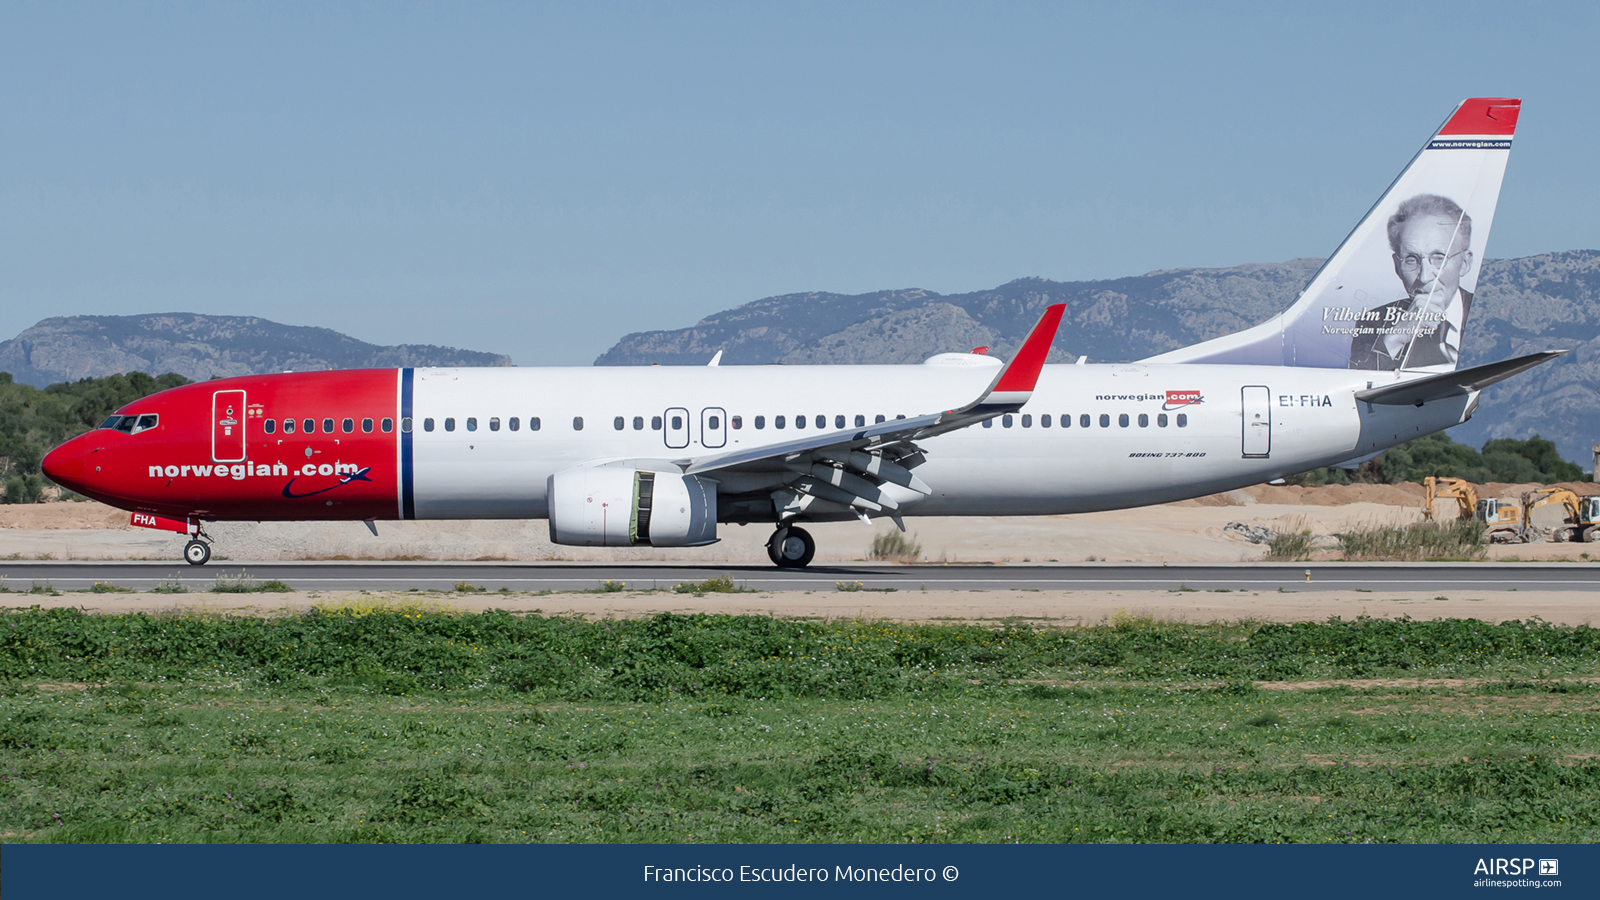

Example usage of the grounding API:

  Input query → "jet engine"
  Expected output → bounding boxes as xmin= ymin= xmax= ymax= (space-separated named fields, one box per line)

xmin=547 ymin=468 xmax=718 ymax=547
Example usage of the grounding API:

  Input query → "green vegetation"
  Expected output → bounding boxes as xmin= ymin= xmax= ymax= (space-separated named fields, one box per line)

xmin=870 ymin=530 xmax=923 ymax=562
xmin=210 ymin=572 xmax=294 ymax=594
xmin=1265 ymin=529 xmax=1314 ymax=561
xmin=2 ymin=608 xmax=1597 ymax=843
xmin=1290 ymin=432 xmax=1586 ymax=487
xmin=0 ymin=370 xmax=191 ymax=503
xmin=672 ymin=575 xmax=746 ymax=595
xmin=1337 ymin=519 xmax=1487 ymax=562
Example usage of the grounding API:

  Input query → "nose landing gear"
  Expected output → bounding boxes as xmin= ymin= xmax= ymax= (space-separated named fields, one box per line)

xmin=183 ymin=539 xmax=212 ymax=566
xmin=767 ymin=525 xmax=815 ymax=568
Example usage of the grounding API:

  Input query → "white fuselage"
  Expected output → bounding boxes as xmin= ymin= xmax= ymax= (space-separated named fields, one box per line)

xmin=407 ymin=362 xmax=1470 ymax=521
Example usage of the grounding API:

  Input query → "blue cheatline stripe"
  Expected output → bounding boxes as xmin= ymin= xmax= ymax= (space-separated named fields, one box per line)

xmin=401 ymin=368 xmax=415 ymax=520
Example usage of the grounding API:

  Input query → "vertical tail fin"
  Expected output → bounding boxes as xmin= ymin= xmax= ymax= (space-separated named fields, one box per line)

xmin=1146 ymin=98 xmax=1520 ymax=373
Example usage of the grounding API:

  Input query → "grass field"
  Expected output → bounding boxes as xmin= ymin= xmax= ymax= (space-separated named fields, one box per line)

xmin=1 ymin=605 xmax=1597 ymax=844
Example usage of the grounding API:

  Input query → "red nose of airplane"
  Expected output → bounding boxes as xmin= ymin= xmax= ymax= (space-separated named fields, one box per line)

xmin=41 ymin=436 xmax=87 ymax=490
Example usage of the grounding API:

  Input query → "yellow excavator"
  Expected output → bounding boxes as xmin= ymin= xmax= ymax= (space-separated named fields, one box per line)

xmin=1422 ymin=476 xmax=1478 ymax=521
xmin=1423 ymin=476 xmax=1525 ymax=541
xmin=1518 ymin=487 xmax=1600 ymax=543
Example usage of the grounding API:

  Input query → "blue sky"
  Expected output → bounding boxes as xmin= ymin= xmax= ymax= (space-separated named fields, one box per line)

xmin=3 ymin=2 xmax=1597 ymax=364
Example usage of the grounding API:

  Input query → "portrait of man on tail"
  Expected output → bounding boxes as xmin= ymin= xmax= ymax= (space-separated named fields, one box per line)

xmin=1347 ymin=193 xmax=1473 ymax=370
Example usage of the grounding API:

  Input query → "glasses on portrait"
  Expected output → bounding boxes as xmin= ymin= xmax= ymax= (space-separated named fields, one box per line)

xmin=1397 ymin=249 xmax=1465 ymax=272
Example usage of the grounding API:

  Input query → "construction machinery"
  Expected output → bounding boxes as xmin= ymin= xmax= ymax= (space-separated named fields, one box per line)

xmin=1518 ymin=487 xmax=1600 ymax=542
xmin=1419 ymin=476 xmax=1528 ymax=540
xmin=1422 ymin=476 xmax=1479 ymax=521
xmin=1474 ymin=495 xmax=1525 ymax=541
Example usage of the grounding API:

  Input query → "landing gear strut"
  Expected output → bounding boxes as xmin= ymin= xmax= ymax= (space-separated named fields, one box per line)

xmin=767 ymin=525 xmax=815 ymax=568
xmin=183 ymin=538 xmax=212 ymax=566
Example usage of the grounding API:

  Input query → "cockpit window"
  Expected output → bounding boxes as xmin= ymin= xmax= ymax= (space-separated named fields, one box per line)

xmin=107 ymin=414 xmax=158 ymax=434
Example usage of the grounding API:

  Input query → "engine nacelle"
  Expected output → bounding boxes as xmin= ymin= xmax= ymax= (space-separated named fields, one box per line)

xmin=547 ymin=468 xmax=718 ymax=547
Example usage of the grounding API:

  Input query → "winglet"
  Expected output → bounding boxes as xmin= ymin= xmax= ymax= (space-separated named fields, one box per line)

xmin=990 ymin=304 xmax=1063 ymax=392
xmin=968 ymin=304 xmax=1064 ymax=411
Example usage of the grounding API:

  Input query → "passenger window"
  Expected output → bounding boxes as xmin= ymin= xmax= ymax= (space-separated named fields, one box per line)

xmin=1081 ymin=414 xmax=1091 ymax=428
xmin=1022 ymin=414 xmax=1032 ymax=428
xmin=731 ymin=416 xmax=741 ymax=430
xmin=304 ymin=419 xmax=315 ymax=434
xmin=1157 ymin=414 xmax=1168 ymax=427
xmin=633 ymin=416 xmax=644 ymax=430
xmin=341 ymin=418 xmax=354 ymax=433
xmin=896 ymin=414 xmax=906 ymax=420
xmin=650 ymin=416 xmax=661 ymax=430
xmin=530 ymin=417 xmax=541 ymax=431
xmin=363 ymin=417 xmax=374 ymax=433
xmin=1118 ymin=414 xmax=1129 ymax=428
xmin=854 ymin=415 xmax=865 ymax=427
xmin=509 ymin=417 xmax=520 ymax=432
xmin=775 ymin=415 xmax=786 ymax=429
xmin=755 ymin=416 xmax=765 ymax=429
xmin=816 ymin=415 xmax=826 ymax=429
xmin=834 ymin=415 xmax=845 ymax=429
xmin=708 ymin=415 xmax=720 ymax=430
xmin=382 ymin=418 xmax=394 ymax=433
xmin=283 ymin=418 xmax=295 ymax=434
xmin=983 ymin=419 xmax=993 ymax=428
xmin=1177 ymin=413 xmax=1188 ymax=427
xmin=614 ymin=416 xmax=625 ymax=431
xmin=1099 ymin=414 xmax=1110 ymax=428
xmin=875 ymin=415 xmax=885 ymax=424
xmin=264 ymin=419 xmax=276 ymax=434
xmin=466 ymin=417 xmax=477 ymax=432
xmin=323 ymin=418 xmax=335 ymax=434
xmin=671 ymin=415 xmax=682 ymax=429
xmin=1002 ymin=414 xmax=1014 ymax=428
xmin=444 ymin=418 xmax=455 ymax=432
xmin=489 ymin=417 xmax=500 ymax=432
xmin=401 ymin=417 xmax=411 ymax=433
xmin=1138 ymin=413 xmax=1148 ymax=428
xmin=573 ymin=417 xmax=584 ymax=431
xmin=795 ymin=415 xmax=806 ymax=430
xmin=424 ymin=418 xmax=435 ymax=432
xmin=1041 ymin=414 xmax=1051 ymax=428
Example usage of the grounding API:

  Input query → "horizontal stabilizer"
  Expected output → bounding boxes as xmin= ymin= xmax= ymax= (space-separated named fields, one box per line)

xmin=1353 ymin=350 xmax=1566 ymax=406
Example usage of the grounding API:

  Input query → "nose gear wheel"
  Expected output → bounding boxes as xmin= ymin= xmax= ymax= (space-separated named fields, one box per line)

xmin=183 ymin=539 xmax=211 ymax=566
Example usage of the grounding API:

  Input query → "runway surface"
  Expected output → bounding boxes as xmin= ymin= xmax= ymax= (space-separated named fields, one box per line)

xmin=4 ymin=561 xmax=1599 ymax=593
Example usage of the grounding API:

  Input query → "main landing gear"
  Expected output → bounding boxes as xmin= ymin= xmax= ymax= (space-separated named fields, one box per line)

xmin=767 ymin=526 xmax=815 ymax=568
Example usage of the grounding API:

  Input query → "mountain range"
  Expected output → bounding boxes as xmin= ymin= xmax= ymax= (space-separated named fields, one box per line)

xmin=0 ymin=314 xmax=511 ymax=386
xmin=598 ymin=251 xmax=1600 ymax=468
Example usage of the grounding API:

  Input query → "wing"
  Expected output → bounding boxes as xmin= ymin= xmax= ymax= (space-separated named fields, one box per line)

xmin=668 ymin=304 xmax=1065 ymax=522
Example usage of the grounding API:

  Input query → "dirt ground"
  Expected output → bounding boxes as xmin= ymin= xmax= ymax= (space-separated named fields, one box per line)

xmin=7 ymin=587 xmax=1594 ymax=626
xmin=3 ymin=482 xmax=1597 ymax=564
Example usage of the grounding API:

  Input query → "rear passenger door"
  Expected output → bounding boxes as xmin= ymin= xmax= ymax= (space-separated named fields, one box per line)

xmin=1241 ymin=386 xmax=1271 ymax=458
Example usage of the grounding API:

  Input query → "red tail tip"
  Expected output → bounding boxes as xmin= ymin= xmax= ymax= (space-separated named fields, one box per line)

xmin=1439 ymin=98 xmax=1520 ymax=136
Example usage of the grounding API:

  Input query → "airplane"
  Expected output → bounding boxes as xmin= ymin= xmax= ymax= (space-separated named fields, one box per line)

xmin=41 ymin=97 xmax=1563 ymax=568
